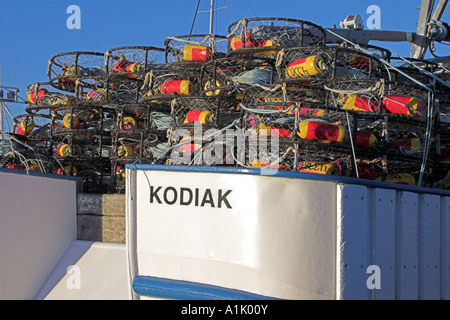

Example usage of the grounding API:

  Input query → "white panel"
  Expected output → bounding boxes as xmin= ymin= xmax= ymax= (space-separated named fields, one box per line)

xmin=419 ymin=194 xmax=441 ymax=300
xmin=442 ymin=197 xmax=450 ymax=300
xmin=132 ymin=170 xmax=338 ymax=300
xmin=371 ymin=188 xmax=396 ymax=300
xmin=41 ymin=241 xmax=130 ymax=300
xmin=396 ymin=191 xmax=419 ymax=300
xmin=0 ymin=172 xmax=78 ymax=300
xmin=336 ymin=184 xmax=370 ymax=300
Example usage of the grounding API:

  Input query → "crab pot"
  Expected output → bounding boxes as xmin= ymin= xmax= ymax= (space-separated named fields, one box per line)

xmin=47 ymin=51 xmax=106 ymax=91
xmin=105 ymin=46 xmax=166 ymax=79
xmin=227 ymin=17 xmax=327 ymax=55
xmin=164 ymin=34 xmax=228 ymax=64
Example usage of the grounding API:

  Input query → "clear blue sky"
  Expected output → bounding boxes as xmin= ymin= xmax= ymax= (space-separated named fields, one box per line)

xmin=0 ymin=0 xmax=449 ymax=118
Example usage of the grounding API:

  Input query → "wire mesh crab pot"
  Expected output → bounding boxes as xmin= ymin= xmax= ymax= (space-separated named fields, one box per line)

xmin=140 ymin=64 xmax=203 ymax=103
xmin=199 ymin=55 xmax=275 ymax=98
xmin=277 ymin=46 xmax=385 ymax=87
xmin=389 ymin=57 xmax=441 ymax=87
xmin=169 ymin=96 xmax=239 ymax=129
xmin=381 ymin=82 xmax=431 ymax=118
xmin=241 ymin=101 xmax=297 ymax=141
xmin=73 ymin=75 xmax=146 ymax=106
xmin=49 ymin=105 xmax=111 ymax=137
xmin=25 ymin=82 xmax=77 ymax=114
xmin=12 ymin=113 xmax=52 ymax=142
xmin=105 ymin=46 xmax=166 ymax=81
xmin=164 ymin=34 xmax=228 ymax=65
xmin=240 ymin=83 xmax=329 ymax=106
xmin=227 ymin=17 xmax=327 ymax=56
xmin=47 ymin=51 xmax=107 ymax=92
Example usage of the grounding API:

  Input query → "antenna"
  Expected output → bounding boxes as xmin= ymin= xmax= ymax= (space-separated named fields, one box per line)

xmin=197 ymin=0 xmax=228 ymax=35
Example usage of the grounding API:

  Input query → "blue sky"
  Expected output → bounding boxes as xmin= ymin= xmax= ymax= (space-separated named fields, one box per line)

xmin=0 ymin=0 xmax=449 ymax=119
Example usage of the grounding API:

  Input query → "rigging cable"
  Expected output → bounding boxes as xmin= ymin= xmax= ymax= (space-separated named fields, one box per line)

xmin=189 ymin=0 xmax=202 ymax=37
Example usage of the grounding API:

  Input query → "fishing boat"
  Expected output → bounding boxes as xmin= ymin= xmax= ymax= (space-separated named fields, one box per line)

xmin=0 ymin=0 xmax=449 ymax=301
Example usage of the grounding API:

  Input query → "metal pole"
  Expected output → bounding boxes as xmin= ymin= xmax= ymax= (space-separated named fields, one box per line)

xmin=413 ymin=0 xmax=435 ymax=59
xmin=209 ymin=0 xmax=214 ymax=35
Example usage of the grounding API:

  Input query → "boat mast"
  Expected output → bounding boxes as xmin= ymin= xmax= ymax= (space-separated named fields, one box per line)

xmin=209 ymin=0 xmax=214 ymax=35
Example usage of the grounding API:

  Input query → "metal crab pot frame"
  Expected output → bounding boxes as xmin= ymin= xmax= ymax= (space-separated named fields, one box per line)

xmin=47 ymin=51 xmax=107 ymax=92
xmin=169 ymin=96 xmax=239 ymax=129
xmin=164 ymin=34 xmax=229 ymax=65
xmin=105 ymin=46 xmax=166 ymax=80
xmin=72 ymin=75 xmax=145 ymax=106
xmin=25 ymin=82 xmax=77 ymax=114
xmin=277 ymin=46 xmax=387 ymax=86
xmin=140 ymin=64 xmax=204 ymax=102
xmin=227 ymin=17 xmax=327 ymax=56
xmin=13 ymin=113 xmax=52 ymax=141
xmin=200 ymin=55 xmax=277 ymax=97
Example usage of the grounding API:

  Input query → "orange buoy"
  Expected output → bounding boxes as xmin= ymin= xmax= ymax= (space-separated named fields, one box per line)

xmin=160 ymin=80 xmax=192 ymax=95
xmin=19 ymin=118 xmax=35 ymax=135
xmin=183 ymin=44 xmax=212 ymax=62
xmin=356 ymin=165 xmax=379 ymax=180
xmin=347 ymin=54 xmax=379 ymax=71
xmin=299 ymin=161 xmax=336 ymax=175
xmin=27 ymin=88 xmax=48 ymax=104
xmin=56 ymin=166 xmax=78 ymax=176
xmin=298 ymin=120 xmax=347 ymax=144
xmin=183 ymin=110 xmax=215 ymax=124
xmin=259 ymin=123 xmax=292 ymax=138
xmin=255 ymin=39 xmax=278 ymax=56
xmin=63 ymin=113 xmax=81 ymax=129
xmin=57 ymin=144 xmax=73 ymax=157
xmin=285 ymin=55 xmax=326 ymax=78
xmin=342 ymin=94 xmax=380 ymax=112
xmin=390 ymin=138 xmax=421 ymax=152
xmin=354 ymin=130 xmax=377 ymax=148
xmin=179 ymin=137 xmax=202 ymax=153
xmin=7 ymin=164 xmax=24 ymax=170
xmin=124 ymin=62 xmax=144 ymax=78
xmin=229 ymin=33 xmax=256 ymax=50
xmin=382 ymin=95 xmax=426 ymax=116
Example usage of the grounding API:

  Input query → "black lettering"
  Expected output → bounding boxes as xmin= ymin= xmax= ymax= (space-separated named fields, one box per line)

xmin=195 ymin=188 xmax=199 ymax=206
xmin=180 ymin=188 xmax=193 ymax=206
xmin=150 ymin=186 xmax=162 ymax=204
xmin=201 ymin=189 xmax=215 ymax=207
xmin=163 ymin=187 xmax=177 ymax=205
xmin=218 ymin=189 xmax=232 ymax=209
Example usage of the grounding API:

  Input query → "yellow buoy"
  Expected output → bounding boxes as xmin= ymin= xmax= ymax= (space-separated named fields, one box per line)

xmin=20 ymin=118 xmax=35 ymax=134
xmin=63 ymin=113 xmax=80 ymax=129
xmin=120 ymin=117 xmax=138 ymax=130
xmin=117 ymin=145 xmax=134 ymax=158
xmin=204 ymin=80 xmax=224 ymax=97
xmin=285 ymin=55 xmax=326 ymax=78
xmin=57 ymin=144 xmax=73 ymax=157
